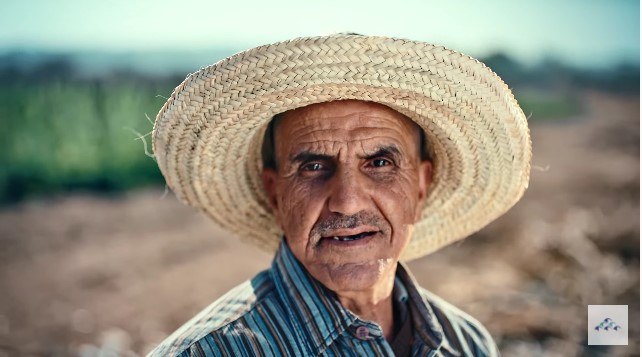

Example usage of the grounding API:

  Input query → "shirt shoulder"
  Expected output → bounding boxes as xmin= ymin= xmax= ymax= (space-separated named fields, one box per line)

xmin=417 ymin=287 xmax=500 ymax=357
xmin=146 ymin=269 xmax=276 ymax=357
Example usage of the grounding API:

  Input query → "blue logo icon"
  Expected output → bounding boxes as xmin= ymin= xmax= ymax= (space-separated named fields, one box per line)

xmin=594 ymin=318 xmax=621 ymax=331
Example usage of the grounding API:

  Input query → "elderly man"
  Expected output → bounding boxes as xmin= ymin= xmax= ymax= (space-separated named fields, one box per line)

xmin=148 ymin=34 xmax=531 ymax=356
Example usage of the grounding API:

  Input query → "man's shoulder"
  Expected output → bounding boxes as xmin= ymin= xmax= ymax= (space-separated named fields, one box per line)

xmin=146 ymin=269 xmax=277 ymax=357
xmin=416 ymin=287 xmax=500 ymax=356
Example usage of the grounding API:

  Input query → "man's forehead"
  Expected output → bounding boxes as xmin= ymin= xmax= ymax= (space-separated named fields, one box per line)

xmin=265 ymin=100 xmax=430 ymax=166
xmin=279 ymin=100 xmax=413 ymax=128
xmin=275 ymin=100 xmax=422 ymax=140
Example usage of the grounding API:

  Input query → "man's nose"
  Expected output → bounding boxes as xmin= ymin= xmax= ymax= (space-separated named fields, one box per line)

xmin=327 ymin=167 xmax=370 ymax=216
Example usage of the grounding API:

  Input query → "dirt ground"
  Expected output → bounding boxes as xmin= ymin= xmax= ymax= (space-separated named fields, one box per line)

xmin=0 ymin=92 xmax=638 ymax=357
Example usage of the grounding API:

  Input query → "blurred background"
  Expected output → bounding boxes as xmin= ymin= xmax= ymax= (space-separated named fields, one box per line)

xmin=0 ymin=0 xmax=639 ymax=356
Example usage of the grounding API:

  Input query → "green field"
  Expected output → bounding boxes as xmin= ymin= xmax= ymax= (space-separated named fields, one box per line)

xmin=0 ymin=78 xmax=178 ymax=203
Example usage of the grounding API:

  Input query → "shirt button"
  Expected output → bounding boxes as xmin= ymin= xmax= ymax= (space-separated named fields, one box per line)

xmin=355 ymin=326 xmax=370 ymax=340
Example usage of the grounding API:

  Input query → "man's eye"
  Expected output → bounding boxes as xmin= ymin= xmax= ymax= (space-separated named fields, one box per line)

xmin=302 ymin=162 xmax=324 ymax=171
xmin=372 ymin=159 xmax=392 ymax=167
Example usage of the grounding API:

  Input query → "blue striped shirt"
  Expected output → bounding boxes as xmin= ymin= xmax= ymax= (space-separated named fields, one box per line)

xmin=147 ymin=241 xmax=499 ymax=356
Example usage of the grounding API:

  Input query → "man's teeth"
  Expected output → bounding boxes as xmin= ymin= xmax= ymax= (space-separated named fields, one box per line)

xmin=332 ymin=236 xmax=353 ymax=241
xmin=330 ymin=232 xmax=373 ymax=241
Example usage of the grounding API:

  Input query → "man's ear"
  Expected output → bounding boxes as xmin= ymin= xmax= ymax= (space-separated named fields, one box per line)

xmin=261 ymin=168 xmax=279 ymax=213
xmin=415 ymin=160 xmax=433 ymax=221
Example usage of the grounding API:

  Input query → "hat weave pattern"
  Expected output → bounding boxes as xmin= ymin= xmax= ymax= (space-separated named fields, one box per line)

xmin=153 ymin=35 xmax=531 ymax=261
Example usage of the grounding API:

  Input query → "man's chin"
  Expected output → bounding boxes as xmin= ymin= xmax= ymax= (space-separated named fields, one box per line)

xmin=312 ymin=259 xmax=396 ymax=292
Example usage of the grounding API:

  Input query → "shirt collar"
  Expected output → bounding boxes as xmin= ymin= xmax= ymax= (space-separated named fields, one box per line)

xmin=270 ymin=240 xmax=449 ymax=355
xmin=396 ymin=261 xmax=459 ymax=355
xmin=393 ymin=275 xmax=409 ymax=305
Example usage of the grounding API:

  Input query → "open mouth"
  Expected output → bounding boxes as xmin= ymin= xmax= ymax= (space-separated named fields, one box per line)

xmin=326 ymin=231 xmax=377 ymax=242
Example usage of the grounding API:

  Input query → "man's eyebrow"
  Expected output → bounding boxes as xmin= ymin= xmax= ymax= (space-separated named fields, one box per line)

xmin=290 ymin=146 xmax=401 ymax=163
xmin=358 ymin=145 xmax=401 ymax=160
xmin=290 ymin=151 xmax=334 ymax=163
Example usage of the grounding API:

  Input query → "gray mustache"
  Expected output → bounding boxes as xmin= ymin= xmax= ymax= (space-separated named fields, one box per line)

xmin=312 ymin=211 xmax=386 ymax=236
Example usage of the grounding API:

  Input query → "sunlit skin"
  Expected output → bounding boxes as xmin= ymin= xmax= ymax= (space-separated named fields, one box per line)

xmin=261 ymin=100 xmax=432 ymax=340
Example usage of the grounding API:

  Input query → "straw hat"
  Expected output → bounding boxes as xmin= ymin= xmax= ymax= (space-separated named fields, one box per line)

xmin=152 ymin=34 xmax=531 ymax=261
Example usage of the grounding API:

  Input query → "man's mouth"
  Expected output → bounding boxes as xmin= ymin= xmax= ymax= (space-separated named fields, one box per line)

xmin=324 ymin=231 xmax=378 ymax=242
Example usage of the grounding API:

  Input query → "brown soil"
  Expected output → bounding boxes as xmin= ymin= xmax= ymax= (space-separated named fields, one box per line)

xmin=0 ymin=92 xmax=638 ymax=357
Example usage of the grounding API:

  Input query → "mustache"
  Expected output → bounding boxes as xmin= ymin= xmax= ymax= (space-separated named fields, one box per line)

xmin=311 ymin=211 xmax=388 ymax=237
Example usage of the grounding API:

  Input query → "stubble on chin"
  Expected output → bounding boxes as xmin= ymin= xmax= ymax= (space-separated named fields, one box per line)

xmin=311 ymin=256 xmax=396 ymax=292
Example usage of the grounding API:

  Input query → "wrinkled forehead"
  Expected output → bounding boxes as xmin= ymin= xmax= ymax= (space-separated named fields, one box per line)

xmin=275 ymin=100 xmax=422 ymax=146
xmin=261 ymin=100 xmax=430 ymax=170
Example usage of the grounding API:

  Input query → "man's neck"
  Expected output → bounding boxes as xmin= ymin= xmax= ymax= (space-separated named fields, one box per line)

xmin=334 ymin=270 xmax=397 ymax=341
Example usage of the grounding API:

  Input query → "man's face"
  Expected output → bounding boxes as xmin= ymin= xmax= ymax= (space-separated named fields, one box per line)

xmin=262 ymin=100 xmax=432 ymax=292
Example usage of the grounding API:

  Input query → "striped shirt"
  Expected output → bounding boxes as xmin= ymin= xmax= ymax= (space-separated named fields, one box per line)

xmin=147 ymin=241 xmax=499 ymax=356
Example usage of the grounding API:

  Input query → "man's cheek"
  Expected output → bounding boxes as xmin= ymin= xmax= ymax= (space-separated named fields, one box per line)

xmin=379 ymin=180 xmax=419 ymax=209
xmin=280 ymin=195 xmax=312 ymax=236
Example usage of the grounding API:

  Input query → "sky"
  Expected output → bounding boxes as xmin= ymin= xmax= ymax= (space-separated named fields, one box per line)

xmin=0 ymin=0 xmax=639 ymax=69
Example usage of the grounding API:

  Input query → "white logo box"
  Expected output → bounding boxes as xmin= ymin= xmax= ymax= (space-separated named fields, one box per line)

xmin=588 ymin=305 xmax=628 ymax=346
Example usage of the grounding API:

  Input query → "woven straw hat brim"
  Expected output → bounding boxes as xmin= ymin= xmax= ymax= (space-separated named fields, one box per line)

xmin=152 ymin=35 xmax=532 ymax=261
